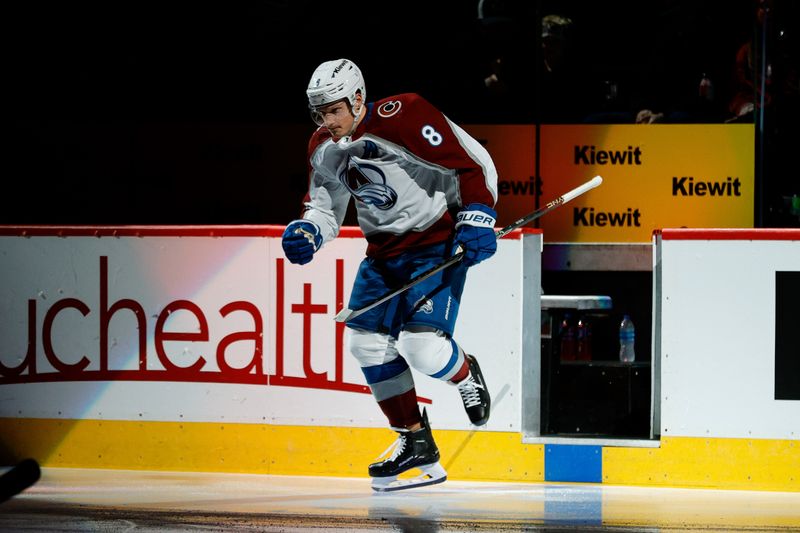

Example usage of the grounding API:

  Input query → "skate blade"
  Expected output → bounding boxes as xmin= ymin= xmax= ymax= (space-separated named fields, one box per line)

xmin=371 ymin=462 xmax=447 ymax=492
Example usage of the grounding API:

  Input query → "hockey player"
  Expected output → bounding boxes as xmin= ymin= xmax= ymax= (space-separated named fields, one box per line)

xmin=282 ymin=59 xmax=498 ymax=492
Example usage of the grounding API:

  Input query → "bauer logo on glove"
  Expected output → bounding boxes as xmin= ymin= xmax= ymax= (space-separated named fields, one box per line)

xmin=452 ymin=203 xmax=497 ymax=267
xmin=455 ymin=209 xmax=496 ymax=228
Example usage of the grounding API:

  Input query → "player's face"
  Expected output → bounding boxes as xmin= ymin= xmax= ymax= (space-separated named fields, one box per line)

xmin=315 ymin=100 xmax=354 ymax=138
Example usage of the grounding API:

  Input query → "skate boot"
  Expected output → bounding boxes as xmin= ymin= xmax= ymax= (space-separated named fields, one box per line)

xmin=369 ymin=408 xmax=447 ymax=492
xmin=457 ymin=354 xmax=491 ymax=426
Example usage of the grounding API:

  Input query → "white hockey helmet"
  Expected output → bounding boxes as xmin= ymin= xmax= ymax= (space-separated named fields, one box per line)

xmin=306 ymin=59 xmax=366 ymax=113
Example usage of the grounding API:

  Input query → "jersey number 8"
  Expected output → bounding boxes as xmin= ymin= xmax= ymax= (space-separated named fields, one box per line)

xmin=421 ymin=125 xmax=443 ymax=146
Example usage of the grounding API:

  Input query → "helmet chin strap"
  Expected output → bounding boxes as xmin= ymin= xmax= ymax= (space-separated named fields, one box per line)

xmin=343 ymin=102 xmax=364 ymax=139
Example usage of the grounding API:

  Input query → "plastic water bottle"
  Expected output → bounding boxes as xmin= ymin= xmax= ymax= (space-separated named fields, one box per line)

xmin=619 ymin=314 xmax=636 ymax=363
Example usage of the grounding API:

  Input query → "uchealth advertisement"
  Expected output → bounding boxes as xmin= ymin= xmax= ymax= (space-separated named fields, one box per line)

xmin=0 ymin=227 xmax=535 ymax=433
xmin=465 ymin=123 xmax=755 ymax=243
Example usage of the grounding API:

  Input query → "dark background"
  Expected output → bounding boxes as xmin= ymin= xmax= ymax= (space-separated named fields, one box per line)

xmin=5 ymin=0 xmax=799 ymax=226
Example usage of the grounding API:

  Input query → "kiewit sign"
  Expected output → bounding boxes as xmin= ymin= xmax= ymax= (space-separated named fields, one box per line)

xmin=464 ymin=124 xmax=754 ymax=243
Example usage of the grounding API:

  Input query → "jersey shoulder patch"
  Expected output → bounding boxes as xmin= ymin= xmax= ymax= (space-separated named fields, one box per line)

xmin=372 ymin=93 xmax=428 ymax=120
xmin=368 ymin=93 xmax=446 ymax=147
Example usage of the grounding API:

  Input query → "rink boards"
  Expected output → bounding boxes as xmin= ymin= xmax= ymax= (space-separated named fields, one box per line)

xmin=0 ymin=225 xmax=797 ymax=491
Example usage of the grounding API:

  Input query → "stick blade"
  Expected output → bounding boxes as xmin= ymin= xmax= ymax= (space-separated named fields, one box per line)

xmin=333 ymin=308 xmax=354 ymax=323
xmin=0 ymin=458 xmax=41 ymax=503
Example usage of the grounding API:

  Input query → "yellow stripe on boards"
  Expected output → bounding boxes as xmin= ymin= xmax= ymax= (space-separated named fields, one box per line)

xmin=603 ymin=436 xmax=798 ymax=491
xmin=0 ymin=418 xmax=544 ymax=481
xmin=1 ymin=418 xmax=796 ymax=491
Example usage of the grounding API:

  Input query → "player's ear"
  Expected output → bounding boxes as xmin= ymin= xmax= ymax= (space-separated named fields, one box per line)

xmin=353 ymin=91 xmax=364 ymax=114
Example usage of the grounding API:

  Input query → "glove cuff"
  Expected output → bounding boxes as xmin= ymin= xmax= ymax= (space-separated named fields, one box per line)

xmin=455 ymin=203 xmax=497 ymax=229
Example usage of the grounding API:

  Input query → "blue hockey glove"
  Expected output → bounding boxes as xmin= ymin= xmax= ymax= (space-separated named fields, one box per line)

xmin=282 ymin=220 xmax=322 ymax=265
xmin=453 ymin=203 xmax=497 ymax=267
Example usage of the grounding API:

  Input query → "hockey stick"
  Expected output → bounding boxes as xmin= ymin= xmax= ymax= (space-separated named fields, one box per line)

xmin=333 ymin=175 xmax=603 ymax=323
xmin=0 ymin=458 xmax=40 ymax=503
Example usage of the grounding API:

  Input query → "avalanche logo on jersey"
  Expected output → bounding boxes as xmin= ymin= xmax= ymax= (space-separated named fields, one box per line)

xmin=339 ymin=146 xmax=398 ymax=210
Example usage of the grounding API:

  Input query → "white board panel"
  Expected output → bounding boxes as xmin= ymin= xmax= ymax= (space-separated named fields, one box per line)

xmin=659 ymin=237 xmax=800 ymax=439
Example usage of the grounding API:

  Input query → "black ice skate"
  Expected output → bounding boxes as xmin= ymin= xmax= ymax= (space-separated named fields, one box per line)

xmin=457 ymin=354 xmax=491 ymax=426
xmin=369 ymin=408 xmax=447 ymax=492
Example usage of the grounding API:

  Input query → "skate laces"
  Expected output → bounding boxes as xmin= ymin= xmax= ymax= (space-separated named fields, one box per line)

xmin=377 ymin=432 xmax=408 ymax=461
xmin=457 ymin=374 xmax=483 ymax=408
